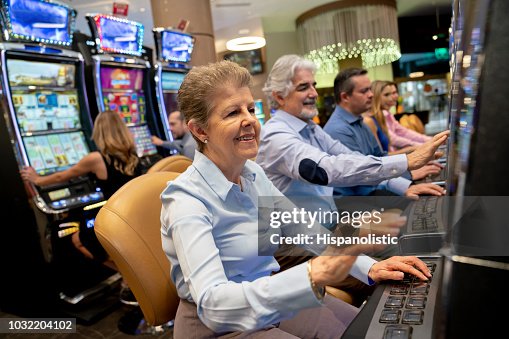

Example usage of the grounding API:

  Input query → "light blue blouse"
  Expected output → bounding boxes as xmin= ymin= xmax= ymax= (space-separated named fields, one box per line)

xmin=160 ymin=151 xmax=373 ymax=333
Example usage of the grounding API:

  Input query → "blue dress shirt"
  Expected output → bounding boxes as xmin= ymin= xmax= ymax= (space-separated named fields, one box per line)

xmin=323 ymin=106 xmax=412 ymax=196
xmin=162 ymin=151 xmax=374 ymax=333
xmin=256 ymin=110 xmax=409 ymax=201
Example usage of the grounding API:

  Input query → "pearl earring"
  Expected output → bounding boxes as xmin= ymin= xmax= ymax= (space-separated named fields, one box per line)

xmin=204 ymin=139 xmax=208 ymax=144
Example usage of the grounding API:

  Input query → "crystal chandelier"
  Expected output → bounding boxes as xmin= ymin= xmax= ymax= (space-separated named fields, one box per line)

xmin=297 ymin=1 xmax=401 ymax=74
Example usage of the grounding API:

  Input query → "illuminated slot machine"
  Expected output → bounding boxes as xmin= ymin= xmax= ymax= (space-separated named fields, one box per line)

xmin=0 ymin=0 xmax=118 ymax=318
xmin=83 ymin=14 xmax=164 ymax=168
xmin=152 ymin=28 xmax=194 ymax=148
xmin=343 ymin=1 xmax=509 ymax=338
xmin=254 ymin=99 xmax=265 ymax=125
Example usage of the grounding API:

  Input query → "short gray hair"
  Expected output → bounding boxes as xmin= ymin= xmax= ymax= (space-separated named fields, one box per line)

xmin=178 ymin=60 xmax=252 ymax=151
xmin=262 ymin=54 xmax=316 ymax=110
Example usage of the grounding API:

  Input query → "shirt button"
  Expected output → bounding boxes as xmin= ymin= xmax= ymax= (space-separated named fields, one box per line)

xmin=391 ymin=169 xmax=397 ymax=174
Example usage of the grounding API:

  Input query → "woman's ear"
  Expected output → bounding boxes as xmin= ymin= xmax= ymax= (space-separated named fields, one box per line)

xmin=188 ymin=119 xmax=207 ymax=143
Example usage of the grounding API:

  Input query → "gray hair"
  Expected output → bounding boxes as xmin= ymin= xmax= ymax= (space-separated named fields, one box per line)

xmin=178 ymin=60 xmax=252 ymax=151
xmin=262 ymin=54 xmax=316 ymax=110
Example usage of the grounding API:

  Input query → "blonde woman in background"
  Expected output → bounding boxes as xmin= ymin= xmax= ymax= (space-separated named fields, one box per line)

xmin=383 ymin=82 xmax=432 ymax=152
xmin=21 ymin=110 xmax=143 ymax=304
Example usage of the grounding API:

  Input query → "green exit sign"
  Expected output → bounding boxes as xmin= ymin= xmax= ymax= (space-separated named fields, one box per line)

xmin=435 ymin=47 xmax=449 ymax=60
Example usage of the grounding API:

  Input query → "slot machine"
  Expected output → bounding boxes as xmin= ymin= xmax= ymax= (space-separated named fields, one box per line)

xmin=0 ymin=0 xmax=119 ymax=319
xmin=80 ymin=14 xmax=165 ymax=168
xmin=342 ymin=1 xmax=509 ymax=338
xmin=432 ymin=0 xmax=509 ymax=337
xmin=152 ymin=28 xmax=194 ymax=148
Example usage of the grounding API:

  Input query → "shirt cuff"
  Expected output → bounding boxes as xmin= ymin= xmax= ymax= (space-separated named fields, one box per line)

xmin=349 ymin=255 xmax=377 ymax=285
xmin=381 ymin=154 xmax=408 ymax=179
xmin=386 ymin=177 xmax=412 ymax=196
xmin=270 ymin=262 xmax=324 ymax=311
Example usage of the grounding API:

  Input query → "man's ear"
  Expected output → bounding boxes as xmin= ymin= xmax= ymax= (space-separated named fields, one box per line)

xmin=187 ymin=119 xmax=207 ymax=143
xmin=340 ymin=91 xmax=349 ymax=103
xmin=273 ymin=91 xmax=285 ymax=107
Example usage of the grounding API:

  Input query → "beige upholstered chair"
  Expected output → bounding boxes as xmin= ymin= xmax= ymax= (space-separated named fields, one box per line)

xmin=400 ymin=114 xmax=426 ymax=134
xmin=94 ymin=169 xmax=355 ymax=329
xmin=325 ymin=286 xmax=354 ymax=305
xmin=147 ymin=155 xmax=193 ymax=174
xmin=94 ymin=172 xmax=180 ymax=326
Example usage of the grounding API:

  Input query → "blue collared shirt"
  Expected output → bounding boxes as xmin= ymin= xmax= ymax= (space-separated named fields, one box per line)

xmin=256 ymin=110 xmax=409 ymax=200
xmin=161 ymin=151 xmax=330 ymax=333
xmin=323 ymin=106 xmax=412 ymax=196
xmin=324 ymin=105 xmax=385 ymax=157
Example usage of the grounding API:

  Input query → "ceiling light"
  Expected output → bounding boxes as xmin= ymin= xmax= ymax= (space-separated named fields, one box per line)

xmin=297 ymin=2 xmax=401 ymax=73
xmin=226 ymin=36 xmax=265 ymax=51
xmin=409 ymin=72 xmax=424 ymax=78
xmin=432 ymin=35 xmax=438 ymax=40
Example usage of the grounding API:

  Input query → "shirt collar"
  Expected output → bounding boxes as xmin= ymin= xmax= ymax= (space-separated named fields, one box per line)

xmin=181 ymin=131 xmax=191 ymax=142
xmin=334 ymin=105 xmax=363 ymax=125
xmin=275 ymin=109 xmax=317 ymax=133
xmin=192 ymin=151 xmax=257 ymax=201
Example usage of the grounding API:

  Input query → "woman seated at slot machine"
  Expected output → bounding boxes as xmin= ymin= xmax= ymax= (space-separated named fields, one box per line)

xmin=161 ymin=61 xmax=432 ymax=338
xmin=364 ymin=81 xmax=432 ymax=153
xmin=20 ymin=110 xmax=143 ymax=265
xmin=363 ymin=80 xmax=443 ymax=181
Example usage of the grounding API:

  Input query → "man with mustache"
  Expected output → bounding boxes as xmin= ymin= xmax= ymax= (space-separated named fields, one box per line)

xmin=256 ymin=54 xmax=448 ymax=305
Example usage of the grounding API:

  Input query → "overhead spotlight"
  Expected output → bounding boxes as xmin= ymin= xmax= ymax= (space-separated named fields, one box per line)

xmin=226 ymin=36 xmax=266 ymax=51
xmin=432 ymin=35 xmax=438 ymax=40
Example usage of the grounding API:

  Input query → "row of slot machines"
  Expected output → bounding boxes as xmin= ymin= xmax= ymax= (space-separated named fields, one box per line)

xmin=0 ymin=0 xmax=194 ymax=320
xmin=344 ymin=0 xmax=509 ymax=338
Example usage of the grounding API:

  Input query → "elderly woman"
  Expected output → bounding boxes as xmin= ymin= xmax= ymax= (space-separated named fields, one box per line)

xmin=160 ymin=61 xmax=430 ymax=338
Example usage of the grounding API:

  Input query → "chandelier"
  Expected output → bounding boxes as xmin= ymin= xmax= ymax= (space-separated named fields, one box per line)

xmin=297 ymin=0 xmax=401 ymax=74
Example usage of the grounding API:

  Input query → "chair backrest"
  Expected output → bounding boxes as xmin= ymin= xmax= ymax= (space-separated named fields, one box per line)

xmin=147 ymin=155 xmax=193 ymax=174
xmin=94 ymin=171 xmax=180 ymax=326
xmin=408 ymin=114 xmax=425 ymax=134
xmin=400 ymin=114 xmax=425 ymax=134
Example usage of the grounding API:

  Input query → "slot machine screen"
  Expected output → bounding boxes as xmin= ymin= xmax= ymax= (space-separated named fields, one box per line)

xmin=161 ymin=71 xmax=185 ymax=114
xmin=7 ymin=59 xmax=81 ymax=133
xmin=100 ymin=66 xmax=146 ymax=124
xmin=161 ymin=30 xmax=195 ymax=63
xmin=23 ymin=131 xmax=90 ymax=175
xmin=254 ymin=100 xmax=265 ymax=125
xmin=7 ymin=59 xmax=75 ymax=88
xmin=224 ymin=49 xmax=264 ymax=75
xmin=91 ymin=14 xmax=143 ymax=56
xmin=4 ymin=0 xmax=74 ymax=45
xmin=129 ymin=125 xmax=157 ymax=157
xmin=161 ymin=71 xmax=185 ymax=91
